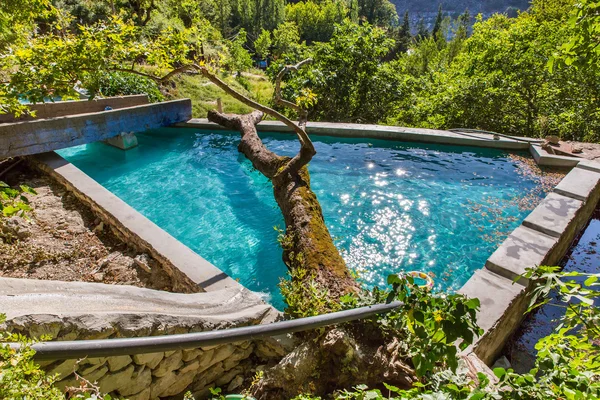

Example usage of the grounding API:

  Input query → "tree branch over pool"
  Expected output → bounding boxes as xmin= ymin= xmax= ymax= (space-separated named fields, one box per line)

xmin=192 ymin=62 xmax=359 ymax=300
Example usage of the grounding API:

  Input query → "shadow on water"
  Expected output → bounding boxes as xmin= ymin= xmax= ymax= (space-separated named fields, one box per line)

xmin=505 ymin=204 xmax=600 ymax=373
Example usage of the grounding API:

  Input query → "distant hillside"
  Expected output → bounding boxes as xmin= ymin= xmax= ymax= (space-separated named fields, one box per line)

xmin=394 ymin=0 xmax=530 ymax=28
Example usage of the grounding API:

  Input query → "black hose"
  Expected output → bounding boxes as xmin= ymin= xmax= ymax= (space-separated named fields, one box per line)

xmin=448 ymin=128 xmax=544 ymax=144
xmin=8 ymin=301 xmax=403 ymax=361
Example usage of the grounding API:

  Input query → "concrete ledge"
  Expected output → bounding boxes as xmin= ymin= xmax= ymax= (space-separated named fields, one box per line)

xmin=177 ymin=119 xmax=532 ymax=150
xmin=0 ymin=99 xmax=191 ymax=159
xmin=529 ymin=145 xmax=581 ymax=168
xmin=30 ymin=151 xmax=242 ymax=293
xmin=0 ymin=277 xmax=272 ymax=325
xmin=485 ymin=226 xmax=558 ymax=284
xmin=0 ymin=95 xmax=150 ymax=124
xmin=459 ymin=269 xmax=530 ymax=365
xmin=577 ymin=159 xmax=600 ymax=174
xmin=522 ymin=192 xmax=582 ymax=238
xmin=467 ymin=162 xmax=600 ymax=365
xmin=554 ymin=166 xmax=600 ymax=202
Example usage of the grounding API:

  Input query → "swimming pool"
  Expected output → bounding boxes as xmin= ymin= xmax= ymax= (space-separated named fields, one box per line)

xmin=58 ymin=128 xmax=543 ymax=309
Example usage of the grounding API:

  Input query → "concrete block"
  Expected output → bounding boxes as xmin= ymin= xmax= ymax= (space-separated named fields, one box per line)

xmin=485 ymin=225 xmax=558 ymax=284
xmin=553 ymin=166 xmax=600 ymax=202
xmin=529 ymin=145 xmax=580 ymax=168
xmin=104 ymin=132 xmax=138 ymax=150
xmin=458 ymin=268 xmax=530 ymax=364
xmin=522 ymin=192 xmax=582 ymax=238
xmin=577 ymin=159 xmax=600 ymax=174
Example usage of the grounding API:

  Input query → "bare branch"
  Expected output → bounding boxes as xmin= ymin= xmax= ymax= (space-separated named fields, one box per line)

xmin=274 ymin=58 xmax=313 ymax=114
xmin=192 ymin=64 xmax=316 ymax=169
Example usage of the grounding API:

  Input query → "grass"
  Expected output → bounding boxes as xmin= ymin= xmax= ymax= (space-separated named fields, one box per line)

xmin=166 ymin=69 xmax=274 ymax=118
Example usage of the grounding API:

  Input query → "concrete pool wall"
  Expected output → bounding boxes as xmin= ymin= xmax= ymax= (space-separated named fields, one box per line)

xmin=1 ymin=109 xmax=598 ymax=397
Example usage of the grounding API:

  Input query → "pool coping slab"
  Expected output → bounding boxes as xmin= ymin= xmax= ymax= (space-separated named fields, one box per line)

xmin=176 ymin=119 xmax=534 ymax=150
xmin=522 ymin=192 xmax=583 ymax=238
xmin=554 ymin=164 xmax=600 ymax=202
xmin=462 ymin=159 xmax=600 ymax=365
xmin=28 ymin=151 xmax=248 ymax=294
xmin=485 ymin=225 xmax=559 ymax=285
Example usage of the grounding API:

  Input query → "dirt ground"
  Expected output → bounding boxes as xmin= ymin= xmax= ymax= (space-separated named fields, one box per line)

xmin=0 ymin=164 xmax=181 ymax=292
xmin=568 ymin=141 xmax=600 ymax=160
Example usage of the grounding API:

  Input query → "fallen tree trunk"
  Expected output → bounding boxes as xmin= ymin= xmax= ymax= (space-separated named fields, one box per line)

xmin=206 ymin=109 xmax=358 ymax=298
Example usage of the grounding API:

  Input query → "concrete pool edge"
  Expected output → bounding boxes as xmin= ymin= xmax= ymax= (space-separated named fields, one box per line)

xmin=177 ymin=119 xmax=534 ymax=150
xmin=459 ymin=159 xmax=600 ymax=365
xmin=27 ymin=151 xmax=253 ymax=294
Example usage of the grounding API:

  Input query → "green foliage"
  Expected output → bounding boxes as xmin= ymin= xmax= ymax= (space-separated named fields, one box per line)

xmin=285 ymin=0 xmax=351 ymax=43
xmin=278 ymin=21 xmax=396 ymax=123
xmin=90 ymin=72 xmax=164 ymax=102
xmin=272 ymin=22 xmax=302 ymax=58
xmin=0 ymin=313 xmax=65 ymax=399
xmin=0 ymin=182 xmax=36 ymax=218
xmin=553 ymin=0 xmax=600 ymax=70
xmin=342 ymin=274 xmax=482 ymax=377
xmin=254 ymin=29 xmax=272 ymax=59
xmin=357 ymin=0 xmax=398 ymax=26
xmin=386 ymin=3 xmax=600 ymax=142
xmin=298 ymin=266 xmax=600 ymax=399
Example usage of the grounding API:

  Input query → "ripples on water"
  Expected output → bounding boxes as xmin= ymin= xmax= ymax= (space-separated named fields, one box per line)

xmin=58 ymin=128 xmax=543 ymax=309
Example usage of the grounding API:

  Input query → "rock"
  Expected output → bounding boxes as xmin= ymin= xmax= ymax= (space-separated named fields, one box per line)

xmin=209 ymin=345 xmax=237 ymax=367
xmin=180 ymin=359 xmax=201 ymax=374
xmin=150 ymin=370 xmax=176 ymax=398
xmin=46 ymin=359 xmax=78 ymax=380
xmin=190 ymin=362 xmax=224 ymax=392
xmin=54 ymin=375 xmax=79 ymax=392
xmin=217 ymin=366 xmax=244 ymax=386
xmin=107 ymin=355 xmax=132 ymax=372
xmin=1 ymin=216 xmax=32 ymax=240
xmin=82 ymin=365 xmax=109 ymax=384
xmin=492 ymin=355 xmax=512 ymax=370
xmin=78 ymin=361 xmax=107 ymax=376
xmin=80 ymin=357 xmax=107 ymax=365
xmin=182 ymin=348 xmax=202 ymax=362
xmin=93 ymin=221 xmax=104 ymax=233
xmin=28 ymin=318 xmax=62 ymax=340
xmin=159 ymin=370 xmax=197 ymax=397
xmin=545 ymin=135 xmax=560 ymax=145
xmin=133 ymin=352 xmax=164 ymax=369
xmin=134 ymin=254 xmax=152 ymax=273
xmin=223 ymin=345 xmax=253 ymax=372
xmin=152 ymin=350 xmax=182 ymax=377
xmin=97 ymin=364 xmax=135 ymax=393
xmin=118 ymin=366 xmax=151 ymax=396
xmin=227 ymin=375 xmax=245 ymax=392
xmin=126 ymin=387 xmax=151 ymax=400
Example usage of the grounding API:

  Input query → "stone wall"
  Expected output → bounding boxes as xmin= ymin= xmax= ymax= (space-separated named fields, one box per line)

xmin=0 ymin=95 xmax=149 ymax=124
xmin=0 ymin=277 xmax=285 ymax=400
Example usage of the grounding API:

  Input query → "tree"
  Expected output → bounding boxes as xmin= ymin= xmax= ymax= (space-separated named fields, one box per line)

xmin=254 ymin=29 xmax=272 ymax=59
xmin=285 ymin=0 xmax=349 ymax=43
xmin=552 ymin=0 xmax=600 ymax=71
xmin=281 ymin=21 xmax=396 ymax=123
xmin=357 ymin=0 xmax=398 ymax=27
xmin=272 ymin=21 xmax=301 ymax=58
xmin=416 ymin=17 xmax=429 ymax=40
xmin=432 ymin=4 xmax=443 ymax=38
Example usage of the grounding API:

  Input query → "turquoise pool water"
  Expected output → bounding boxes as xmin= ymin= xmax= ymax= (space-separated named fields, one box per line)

xmin=58 ymin=128 xmax=541 ymax=309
